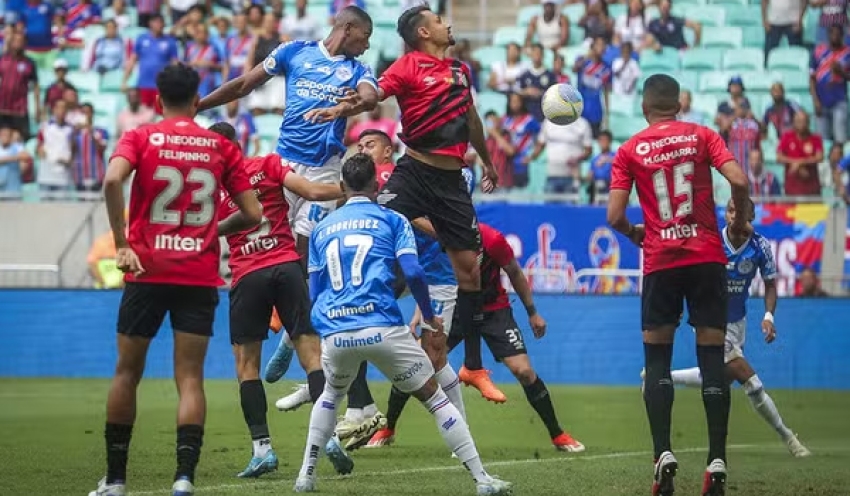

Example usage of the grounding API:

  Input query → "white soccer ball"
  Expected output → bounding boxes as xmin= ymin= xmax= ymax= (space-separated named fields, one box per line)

xmin=541 ymin=83 xmax=584 ymax=126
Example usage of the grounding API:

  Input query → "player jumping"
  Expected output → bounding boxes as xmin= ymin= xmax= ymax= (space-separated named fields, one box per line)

xmin=373 ymin=4 xmax=506 ymax=402
xmin=667 ymin=199 xmax=810 ymax=458
xmin=90 ymin=64 xmax=263 ymax=496
xmin=606 ymin=74 xmax=751 ymax=496
xmin=294 ymin=153 xmax=512 ymax=495
xmin=209 ymin=122 xmax=355 ymax=478
xmin=369 ymin=222 xmax=585 ymax=453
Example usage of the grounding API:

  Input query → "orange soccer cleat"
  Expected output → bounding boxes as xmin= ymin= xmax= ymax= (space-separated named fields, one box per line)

xmin=552 ymin=432 xmax=586 ymax=453
xmin=458 ymin=366 xmax=507 ymax=403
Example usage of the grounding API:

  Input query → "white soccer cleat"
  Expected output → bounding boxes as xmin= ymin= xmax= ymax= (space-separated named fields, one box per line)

xmin=172 ymin=477 xmax=194 ymax=496
xmin=476 ymin=477 xmax=513 ymax=495
xmin=652 ymin=450 xmax=678 ymax=496
xmin=701 ymin=458 xmax=727 ymax=496
xmin=341 ymin=413 xmax=388 ymax=450
xmin=786 ymin=434 xmax=812 ymax=458
xmin=293 ymin=475 xmax=317 ymax=493
xmin=276 ymin=384 xmax=312 ymax=412
xmin=88 ymin=477 xmax=125 ymax=496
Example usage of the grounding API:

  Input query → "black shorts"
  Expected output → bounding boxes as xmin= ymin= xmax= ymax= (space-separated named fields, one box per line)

xmin=229 ymin=262 xmax=317 ymax=345
xmin=448 ymin=307 xmax=527 ymax=361
xmin=379 ymin=155 xmax=481 ymax=252
xmin=0 ymin=114 xmax=31 ymax=142
xmin=117 ymin=282 xmax=219 ymax=338
xmin=641 ymin=262 xmax=728 ymax=331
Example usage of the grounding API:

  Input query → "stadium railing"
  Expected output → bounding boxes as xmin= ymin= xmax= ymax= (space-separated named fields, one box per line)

xmin=0 ymin=264 xmax=61 ymax=287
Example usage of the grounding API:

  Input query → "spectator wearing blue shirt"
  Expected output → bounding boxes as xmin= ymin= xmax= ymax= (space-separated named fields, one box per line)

xmin=184 ymin=23 xmax=226 ymax=98
xmin=762 ymin=82 xmax=800 ymax=139
xmin=89 ymin=19 xmax=125 ymax=74
xmin=677 ymin=89 xmax=705 ymax=125
xmin=18 ymin=0 xmax=54 ymax=66
xmin=122 ymin=14 xmax=180 ymax=109
xmin=588 ymin=129 xmax=614 ymax=204
xmin=0 ymin=125 xmax=31 ymax=199
xmin=219 ymin=100 xmax=260 ymax=155
xmin=501 ymin=92 xmax=541 ymax=189
xmin=329 ymin=0 xmax=365 ymax=25
xmin=810 ymin=25 xmax=850 ymax=145
xmin=573 ymin=36 xmax=612 ymax=137
xmin=517 ymin=43 xmax=557 ymax=122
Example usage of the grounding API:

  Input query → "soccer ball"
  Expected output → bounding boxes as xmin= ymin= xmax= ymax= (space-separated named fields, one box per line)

xmin=541 ymin=83 xmax=584 ymax=126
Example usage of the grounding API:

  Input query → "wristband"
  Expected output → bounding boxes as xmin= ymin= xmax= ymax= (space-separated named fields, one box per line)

xmin=763 ymin=312 xmax=774 ymax=323
xmin=525 ymin=304 xmax=537 ymax=317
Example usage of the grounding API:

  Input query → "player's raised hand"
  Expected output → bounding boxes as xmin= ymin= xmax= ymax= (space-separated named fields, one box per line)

xmin=762 ymin=319 xmax=776 ymax=344
xmin=116 ymin=247 xmax=144 ymax=277
xmin=529 ymin=314 xmax=547 ymax=338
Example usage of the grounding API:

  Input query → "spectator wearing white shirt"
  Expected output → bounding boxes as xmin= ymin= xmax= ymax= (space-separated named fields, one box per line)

xmin=487 ymin=43 xmax=529 ymax=94
xmin=611 ymin=42 xmax=640 ymax=96
xmin=614 ymin=0 xmax=649 ymax=51
xmin=36 ymin=99 xmax=75 ymax=196
xmin=525 ymin=0 xmax=570 ymax=52
xmin=0 ymin=126 xmax=32 ymax=199
xmin=281 ymin=0 xmax=321 ymax=41
xmin=531 ymin=117 xmax=594 ymax=199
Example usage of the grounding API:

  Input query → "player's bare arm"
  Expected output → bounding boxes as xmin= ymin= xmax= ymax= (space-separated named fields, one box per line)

xmin=103 ymin=157 xmax=144 ymax=276
xmin=762 ymin=278 xmax=777 ymax=343
xmin=717 ymin=160 xmax=752 ymax=237
xmin=466 ymin=105 xmax=498 ymax=192
xmin=606 ymin=189 xmax=645 ymax=247
xmin=411 ymin=217 xmax=438 ymax=238
xmin=283 ymin=172 xmax=344 ymax=201
xmin=304 ymin=83 xmax=379 ymax=123
xmin=197 ymin=63 xmax=272 ymax=112
xmin=503 ymin=258 xmax=546 ymax=338
xmin=217 ymin=190 xmax=263 ymax=237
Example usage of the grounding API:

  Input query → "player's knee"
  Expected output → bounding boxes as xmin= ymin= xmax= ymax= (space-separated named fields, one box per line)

xmin=511 ymin=365 xmax=536 ymax=386
xmin=695 ymin=326 xmax=726 ymax=346
xmin=412 ymin=378 xmax=439 ymax=402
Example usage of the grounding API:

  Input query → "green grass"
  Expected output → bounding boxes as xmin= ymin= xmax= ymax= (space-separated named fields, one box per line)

xmin=1 ymin=379 xmax=848 ymax=495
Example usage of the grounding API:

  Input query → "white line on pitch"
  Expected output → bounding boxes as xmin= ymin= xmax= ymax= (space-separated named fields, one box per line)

xmin=133 ymin=443 xmax=769 ymax=495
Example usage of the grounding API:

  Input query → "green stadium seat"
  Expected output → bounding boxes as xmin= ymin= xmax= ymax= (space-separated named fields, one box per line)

xmin=747 ymin=93 xmax=768 ymax=116
xmin=778 ymin=71 xmax=810 ymax=92
xmin=682 ymin=48 xmax=723 ymax=71
xmin=254 ymin=115 xmax=281 ymax=140
xmin=608 ymin=3 xmax=627 ymax=19
xmin=66 ymin=71 xmax=100 ymax=95
xmin=609 ymin=116 xmax=647 ymax=141
xmin=803 ymin=9 xmax=818 ymax=45
xmin=742 ymin=26 xmax=766 ymax=47
xmin=691 ymin=93 xmax=720 ymax=116
xmin=100 ymin=70 xmax=124 ymax=93
xmin=608 ymin=94 xmax=637 ymax=117
xmin=94 ymin=93 xmax=121 ymax=117
xmin=492 ymin=26 xmax=526 ymax=47
xmin=683 ymin=5 xmax=726 ymax=26
xmin=94 ymin=114 xmax=117 ymax=137
xmin=122 ymin=27 xmax=148 ymax=42
xmin=765 ymin=162 xmax=783 ymax=178
xmin=306 ymin=4 xmax=328 ymax=21
xmin=559 ymin=46 xmax=586 ymax=67
xmin=83 ymin=25 xmax=106 ymax=44
xmin=707 ymin=0 xmax=747 ymax=5
xmin=767 ymin=47 xmax=809 ymax=72
xmin=373 ymin=28 xmax=401 ymax=60
xmin=722 ymin=48 xmax=763 ymax=71
xmin=673 ymin=71 xmax=700 ymax=92
xmin=62 ymin=49 xmax=84 ymax=70
xmin=473 ymin=45 xmax=505 ymax=71
xmin=640 ymin=49 xmax=680 ymax=72
xmin=563 ymin=3 xmax=586 ymax=23
xmin=476 ymin=92 xmax=508 ymax=117
xmin=370 ymin=6 xmax=399 ymax=29
xmin=672 ymin=0 xmax=703 ymax=5
xmin=517 ymin=5 xmax=541 ymax=26
xmin=699 ymin=71 xmax=733 ymax=93
xmin=723 ymin=4 xmax=762 ymax=26
xmin=701 ymin=27 xmax=743 ymax=49
xmin=739 ymin=71 xmax=777 ymax=93
xmin=788 ymin=92 xmax=814 ymax=114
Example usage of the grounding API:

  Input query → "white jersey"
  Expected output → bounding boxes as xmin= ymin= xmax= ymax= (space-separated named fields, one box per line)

xmin=536 ymin=15 xmax=562 ymax=49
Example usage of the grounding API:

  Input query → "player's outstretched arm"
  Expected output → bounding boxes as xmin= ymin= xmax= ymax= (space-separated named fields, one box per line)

xmin=717 ymin=160 xmax=751 ymax=234
xmin=218 ymin=190 xmax=263 ymax=237
xmin=410 ymin=217 xmax=437 ymax=239
xmin=103 ymin=157 xmax=133 ymax=250
xmin=283 ymin=172 xmax=343 ymax=201
xmin=197 ymin=64 xmax=272 ymax=112
xmin=397 ymin=252 xmax=438 ymax=326
xmin=503 ymin=258 xmax=547 ymax=338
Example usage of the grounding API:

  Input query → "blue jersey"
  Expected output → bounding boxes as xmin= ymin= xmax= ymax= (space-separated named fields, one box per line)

xmin=723 ymin=228 xmax=777 ymax=323
xmin=309 ymin=197 xmax=418 ymax=336
xmin=262 ymin=40 xmax=377 ymax=167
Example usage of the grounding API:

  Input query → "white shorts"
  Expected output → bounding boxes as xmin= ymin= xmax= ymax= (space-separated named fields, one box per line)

xmin=725 ymin=318 xmax=746 ymax=363
xmin=322 ymin=326 xmax=435 ymax=394
xmin=247 ymin=77 xmax=286 ymax=111
xmin=421 ymin=285 xmax=458 ymax=335
xmin=283 ymin=157 xmax=342 ymax=237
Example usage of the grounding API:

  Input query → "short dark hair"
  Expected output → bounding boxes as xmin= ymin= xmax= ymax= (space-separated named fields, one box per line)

xmin=156 ymin=63 xmax=201 ymax=109
xmin=358 ymin=128 xmax=392 ymax=146
xmin=642 ymin=74 xmax=680 ymax=114
xmin=531 ymin=42 xmax=544 ymax=52
xmin=397 ymin=4 xmax=430 ymax=48
xmin=484 ymin=110 xmax=497 ymax=119
xmin=208 ymin=122 xmax=238 ymax=145
xmin=81 ymin=103 xmax=94 ymax=113
xmin=335 ymin=5 xmax=372 ymax=28
xmin=598 ymin=130 xmax=613 ymax=141
xmin=342 ymin=153 xmax=376 ymax=192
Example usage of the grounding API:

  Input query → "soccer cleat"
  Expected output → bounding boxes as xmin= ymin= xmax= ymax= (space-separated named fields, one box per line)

xmin=458 ymin=366 xmax=507 ymax=403
xmin=276 ymin=384 xmax=312 ymax=411
xmin=236 ymin=450 xmax=279 ymax=478
xmin=88 ymin=477 xmax=125 ymax=496
xmin=293 ymin=475 xmax=317 ymax=492
xmin=476 ymin=477 xmax=513 ymax=495
xmin=343 ymin=413 xmax=388 ymax=451
xmin=325 ymin=434 xmax=354 ymax=475
xmin=701 ymin=459 xmax=727 ymax=496
xmin=651 ymin=451 xmax=678 ymax=496
xmin=552 ymin=432 xmax=586 ymax=452
xmin=786 ymin=434 xmax=812 ymax=458
xmin=172 ymin=477 xmax=194 ymax=496
xmin=365 ymin=427 xmax=395 ymax=448
xmin=264 ymin=339 xmax=294 ymax=383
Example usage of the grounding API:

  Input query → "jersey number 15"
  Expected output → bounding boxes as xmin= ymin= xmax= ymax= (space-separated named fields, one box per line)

xmin=652 ymin=162 xmax=694 ymax=221
xmin=326 ymin=234 xmax=374 ymax=291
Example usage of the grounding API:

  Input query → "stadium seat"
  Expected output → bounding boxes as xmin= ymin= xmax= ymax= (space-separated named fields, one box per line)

xmin=62 ymin=49 xmax=84 ymax=70
xmin=473 ymin=45 xmax=504 ymax=71
xmin=66 ymin=71 xmax=100 ymax=95
xmin=722 ymin=48 xmax=763 ymax=71
xmin=699 ymin=71 xmax=733 ymax=93
xmin=608 ymin=3 xmax=627 ymax=19
xmin=370 ymin=6 xmax=399 ymax=29
xmin=254 ymin=115 xmax=281 ymax=140
xmin=122 ymin=27 xmax=148 ymax=43
xmin=83 ymin=25 xmax=106 ymax=44
xmin=691 ymin=93 xmax=719 ymax=116
xmin=673 ymin=0 xmax=703 ymax=5
xmin=767 ymin=47 xmax=809 ymax=72
xmin=100 ymin=70 xmax=124 ymax=93
xmin=673 ymin=71 xmax=700 ymax=92
xmin=742 ymin=26 xmax=766 ymax=47
xmin=372 ymin=27 xmax=400 ymax=60
xmin=476 ymin=91 xmax=508 ymax=117
xmin=788 ymin=92 xmax=814 ymax=114
xmin=681 ymin=48 xmax=723 ymax=71
xmin=639 ymin=49 xmax=680 ymax=72
xmin=94 ymin=93 xmax=121 ymax=117
xmin=683 ymin=5 xmax=726 ymax=26
xmin=609 ymin=116 xmax=647 ymax=141
xmin=94 ymin=114 xmax=117 ymax=137
xmin=562 ymin=3 xmax=586 ymax=23
xmin=723 ymin=4 xmax=762 ymax=26
xmin=707 ymin=0 xmax=747 ymax=5
xmin=517 ymin=5 xmax=541 ymax=26
xmin=778 ymin=71 xmax=810 ymax=92
xmin=608 ymin=94 xmax=637 ymax=117
xmin=559 ymin=46 xmax=586 ymax=67
xmin=739 ymin=71 xmax=777 ymax=93
xmin=492 ymin=26 xmax=526 ymax=47
xmin=700 ymin=27 xmax=743 ymax=49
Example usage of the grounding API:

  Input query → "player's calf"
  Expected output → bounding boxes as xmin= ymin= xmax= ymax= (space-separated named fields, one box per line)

xmin=696 ymin=328 xmax=731 ymax=465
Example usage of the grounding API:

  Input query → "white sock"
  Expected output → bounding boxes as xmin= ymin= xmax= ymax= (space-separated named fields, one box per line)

xmin=742 ymin=375 xmax=793 ymax=440
xmin=299 ymin=389 xmax=341 ymax=479
xmin=344 ymin=407 xmax=363 ymax=423
xmin=670 ymin=367 xmax=703 ymax=387
xmin=283 ymin=331 xmax=294 ymax=349
xmin=253 ymin=437 xmax=272 ymax=458
xmin=436 ymin=364 xmax=466 ymax=421
xmin=422 ymin=386 xmax=490 ymax=484
xmin=362 ymin=403 xmax=378 ymax=418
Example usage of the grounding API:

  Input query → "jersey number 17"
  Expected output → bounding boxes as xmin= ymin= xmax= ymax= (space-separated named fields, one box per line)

xmin=326 ymin=234 xmax=374 ymax=291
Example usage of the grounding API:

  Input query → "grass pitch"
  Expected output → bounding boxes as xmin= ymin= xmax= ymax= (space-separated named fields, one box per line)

xmin=0 ymin=379 xmax=848 ymax=495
